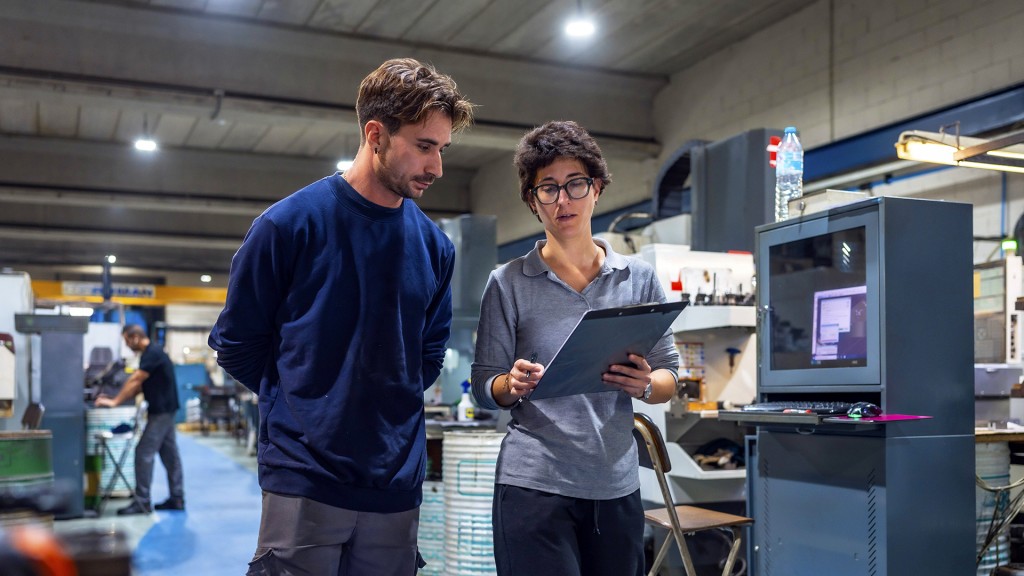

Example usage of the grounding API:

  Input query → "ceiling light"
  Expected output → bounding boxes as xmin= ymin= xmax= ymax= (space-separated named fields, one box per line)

xmin=200 ymin=274 xmax=212 ymax=283
xmin=565 ymin=18 xmax=595 ymax=37
xmin=134 ymin=138 xmax=158 ymax=152
xmin=134 ymin=113 xmax=158 ymax=152
xmin=336 ymin=159 xmax=353 ymax=172
xmin=895 ymin=129 xmax=1024 ymax=174
xmin=565 ymin=0 xmax=595 ymax=37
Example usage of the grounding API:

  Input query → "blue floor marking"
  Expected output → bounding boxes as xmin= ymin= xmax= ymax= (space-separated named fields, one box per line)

xmin=133 ymin=434 xmax=261 ymax=575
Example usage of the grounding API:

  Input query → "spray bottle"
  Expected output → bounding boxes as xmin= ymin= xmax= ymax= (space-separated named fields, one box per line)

xmin=457 ymin=379 xmax=475 ymax=422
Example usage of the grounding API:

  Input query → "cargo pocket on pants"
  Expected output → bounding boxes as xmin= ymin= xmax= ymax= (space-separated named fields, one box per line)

xmin=414 ymin=548 xmax=425 ymax=574
xmin=246 ymin=548 xmax=277 ymax=576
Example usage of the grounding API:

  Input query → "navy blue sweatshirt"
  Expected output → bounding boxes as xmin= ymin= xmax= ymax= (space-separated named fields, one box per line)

xmin=209 ymin=174 xmax=454 ymax=513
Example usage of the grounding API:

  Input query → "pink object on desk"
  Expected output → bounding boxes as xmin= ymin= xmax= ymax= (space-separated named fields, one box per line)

xmin=831 ymin=413 xmax=932 ymax=423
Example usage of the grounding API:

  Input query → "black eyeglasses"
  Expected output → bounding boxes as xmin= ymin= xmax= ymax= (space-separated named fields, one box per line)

xmin=530 ymin=176 xmax=594 ymax=205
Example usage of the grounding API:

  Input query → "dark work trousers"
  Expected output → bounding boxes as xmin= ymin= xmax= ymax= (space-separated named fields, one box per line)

xmin=134 ymin=411 xmax=185 ymax=506
xmin=492 ymin=484 xmax=644 ymax=576
xmin=246 ymin=491 xmax=424 ymax=576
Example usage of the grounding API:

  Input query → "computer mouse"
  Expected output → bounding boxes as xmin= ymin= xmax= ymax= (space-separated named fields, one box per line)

xmin=847 ymin=402 xmax=882 ymax=418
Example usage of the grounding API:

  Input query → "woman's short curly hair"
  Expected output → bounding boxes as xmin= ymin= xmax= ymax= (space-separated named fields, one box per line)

xmin=513 ymin=120 xmax=612 ymax=206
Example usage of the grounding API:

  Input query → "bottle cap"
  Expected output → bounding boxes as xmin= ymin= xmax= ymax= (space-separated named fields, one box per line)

xmin=784 ymin=126 xmax=797 ymax=133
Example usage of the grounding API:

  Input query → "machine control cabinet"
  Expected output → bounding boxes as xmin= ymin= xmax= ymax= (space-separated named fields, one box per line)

xmin=741 ymin=197 xmax=975 ymax=576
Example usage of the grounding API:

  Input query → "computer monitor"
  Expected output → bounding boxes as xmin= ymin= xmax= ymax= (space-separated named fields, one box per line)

xmin=757 ymin=207 xmax=881 ymax=390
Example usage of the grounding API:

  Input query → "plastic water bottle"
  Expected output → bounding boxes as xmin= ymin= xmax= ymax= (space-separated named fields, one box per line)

xmin=774 ymin=126 xmax=804 ymax=222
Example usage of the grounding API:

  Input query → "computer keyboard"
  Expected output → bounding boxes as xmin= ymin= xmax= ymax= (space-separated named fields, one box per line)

xmin=740 ymin=400 xmax=853 ymax=415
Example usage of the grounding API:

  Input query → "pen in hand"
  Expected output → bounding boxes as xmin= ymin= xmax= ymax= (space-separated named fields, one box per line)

xmin=519 ymin=353 xmax=538 ymax=402
xmin=524 ymin=352 xmax=538 ymax=380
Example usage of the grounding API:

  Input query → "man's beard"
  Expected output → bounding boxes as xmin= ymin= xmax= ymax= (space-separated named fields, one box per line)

xmin=375 ymin=141 xmax=434 ymax=200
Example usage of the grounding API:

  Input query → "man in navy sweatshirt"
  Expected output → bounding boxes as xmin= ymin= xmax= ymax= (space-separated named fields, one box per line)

xmin=209 ymin=58 xmax=474 ymax=576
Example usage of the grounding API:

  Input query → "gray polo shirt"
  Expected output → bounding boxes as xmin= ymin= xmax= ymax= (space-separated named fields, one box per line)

xmin=471 ymin=238 xmax=680 ymax=500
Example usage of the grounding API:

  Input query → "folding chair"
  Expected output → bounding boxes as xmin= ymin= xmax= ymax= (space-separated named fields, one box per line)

xmin=633 ymin=412 xmax=753 ymax=576
xmin=94 ymin=402 xmax=147 ymax=516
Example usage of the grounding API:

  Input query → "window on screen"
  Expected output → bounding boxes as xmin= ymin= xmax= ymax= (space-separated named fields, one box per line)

xmin=811 ymin=285 xmax=868 ymax=363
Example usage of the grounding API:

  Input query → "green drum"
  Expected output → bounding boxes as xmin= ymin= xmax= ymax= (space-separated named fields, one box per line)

xmin=0 ymin=430 xmax=53 ymax=489
xmin=0 ymin=430 xmax=54 ymax=527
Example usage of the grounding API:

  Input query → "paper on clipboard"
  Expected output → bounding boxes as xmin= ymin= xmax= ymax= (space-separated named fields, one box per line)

xmin=527 ymin=301 xmax=688 ymax=401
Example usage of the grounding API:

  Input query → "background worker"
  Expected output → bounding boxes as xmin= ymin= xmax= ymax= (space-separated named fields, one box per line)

xmin=95 ymin=324 xmax=185 ymax=515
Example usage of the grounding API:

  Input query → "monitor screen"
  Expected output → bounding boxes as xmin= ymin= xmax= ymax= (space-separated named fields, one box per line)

xmin=767 ymin=226 xmax=868 ymax=371
xmin=811 ymin=285 xmax=867 ymax=365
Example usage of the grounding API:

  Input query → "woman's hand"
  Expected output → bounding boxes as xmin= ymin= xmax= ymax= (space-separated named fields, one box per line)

xmin=603 ymin=353 xmax=653 ymax=399
xmin=492 ymin=356 xmax=545 ymax=407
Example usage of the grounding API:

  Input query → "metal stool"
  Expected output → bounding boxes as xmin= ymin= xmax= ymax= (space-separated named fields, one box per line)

xmin=94 ymin=403 xmax=145 ymax=516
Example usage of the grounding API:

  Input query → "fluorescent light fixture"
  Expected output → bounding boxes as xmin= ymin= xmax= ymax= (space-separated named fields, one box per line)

xmin=134 ymin=137 xmax=158 ymax=152
xmin=135 ymin=113 xmax=158 ymax=152
xmin=895 ymin=129 xmax=1024 ymax=174
xmin=68 ymin=306 xmax=95 ymax=317
xmin=566 ymin=0 xmax=595 ymax=37
xmin=565 ymin=17 xmax=595 ymax=37
xmin=200 ymin=274 xmax=212 ymax=283
xmin=336 ymin=159 xmax=354 ymax=172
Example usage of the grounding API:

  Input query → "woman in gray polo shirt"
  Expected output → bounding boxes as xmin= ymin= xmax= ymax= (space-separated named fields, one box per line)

xmin=471 ymin=120 xmax=681 ymax=576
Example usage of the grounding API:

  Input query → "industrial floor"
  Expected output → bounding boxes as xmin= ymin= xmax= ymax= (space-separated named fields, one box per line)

xmin=42 ymin=430 xmax=726 ymax=576
xmin=53 ymin=432 xmax=262 ymax=575
xmin=40 ymin=428 xmax=1019 ymax=576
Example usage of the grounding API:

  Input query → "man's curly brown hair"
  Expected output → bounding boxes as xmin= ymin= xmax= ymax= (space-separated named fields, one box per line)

xmin=357 ymin=58 xmax=474 ymax=138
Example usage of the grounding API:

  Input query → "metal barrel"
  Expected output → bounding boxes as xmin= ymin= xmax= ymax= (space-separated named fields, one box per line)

xmin=0 ymin=430 xmax=54 ymax=527
xmin=442 ymin=430 xmax=503 ymax=576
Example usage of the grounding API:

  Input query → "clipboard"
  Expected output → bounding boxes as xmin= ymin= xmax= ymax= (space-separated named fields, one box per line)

xmin=527 ymin=301 xmax=688 ymax=401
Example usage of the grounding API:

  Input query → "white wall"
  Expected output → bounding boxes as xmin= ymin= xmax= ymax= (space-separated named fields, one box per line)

xmin=164 ymin=303 xmax=221 ymax=370
xmin=0 ymin=272 xmax=33 ymax=430
xmin=470 ymin=156 xmax=527 ymax=243
xmin=655 ymin=0 xmax=1024 ymax=151
xmin=651 ymin=0 xmax=1024 ymax=262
